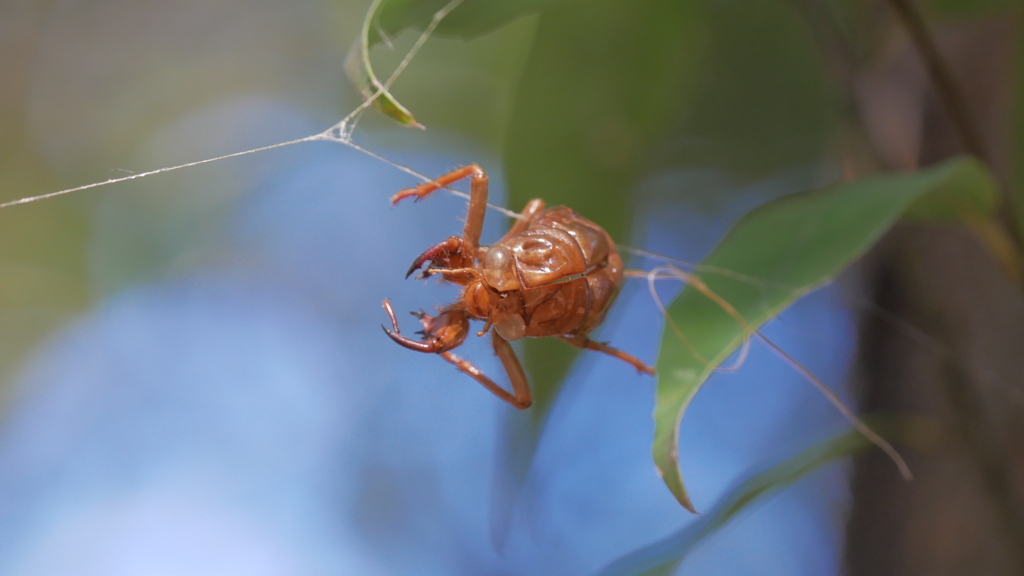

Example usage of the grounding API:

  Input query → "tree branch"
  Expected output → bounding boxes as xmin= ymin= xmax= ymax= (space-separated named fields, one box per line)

xmin=886 ymin=0 xmax=987 ymax=162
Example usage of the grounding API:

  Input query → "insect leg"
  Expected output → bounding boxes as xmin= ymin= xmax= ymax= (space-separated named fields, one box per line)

xmin=381 ymin=299 xmax=469 ymax=353
xmin=498 ymin=198 xmax=546 ymax=241
xmin=390 ymin=164 xmax=488 ymax=254
xmin=381 ymin=299 xmax=444 ymax=352
xmin=559 ymin=335 xmax=656 ymax=375
xmin=439 ymin=335 xmax=532 ymax=410
xmin=405 ymin=236 xmax=464 ymax=278
xmin=490 ymin=332 xmax=532 ymax=409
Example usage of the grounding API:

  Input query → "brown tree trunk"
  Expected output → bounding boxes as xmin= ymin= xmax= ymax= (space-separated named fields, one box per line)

xmin=844 ymin=9 xmax=1024 ymax=576
xmin=847 ymin=225 xmax=1024 ymax=575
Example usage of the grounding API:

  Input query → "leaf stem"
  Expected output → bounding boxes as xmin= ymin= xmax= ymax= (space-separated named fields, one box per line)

xmin=886 ymin=0 xmax=985 ymax=162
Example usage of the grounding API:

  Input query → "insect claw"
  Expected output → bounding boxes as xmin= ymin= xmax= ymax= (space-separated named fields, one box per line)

xmin=408 ymin=262 xmax=441 ymax=280
xmin=405 ymin=237 xmax=463 ymax=279
xmin=407 ymin=261 xmax=440 ymax=280
xmin=383 ymin=326 xmax=444 ymax=353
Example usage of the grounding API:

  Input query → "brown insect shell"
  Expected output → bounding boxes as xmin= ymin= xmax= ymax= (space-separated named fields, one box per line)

xmin=460 ymin=206 xmax=623 ymax=341
xmin=462 ymin=281 xmax=497 ymax=319
xmin=461 ymin=279 xmax=527 ymax=341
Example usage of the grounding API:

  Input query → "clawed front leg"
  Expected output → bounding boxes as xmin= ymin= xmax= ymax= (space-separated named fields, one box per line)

xmin=381 ymin=299 xmax=469 ymax=354
xmin=383 ymin=299 xmax=532 ymax=410
xmin=405 ymin=236 xmax=465 ymax=279
xmin=381 ymin=299 xmax=444 ymax=352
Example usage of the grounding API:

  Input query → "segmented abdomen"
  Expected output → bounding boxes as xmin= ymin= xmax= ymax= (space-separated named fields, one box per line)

xmin=500 ymin=207 xmax=622 ymax=337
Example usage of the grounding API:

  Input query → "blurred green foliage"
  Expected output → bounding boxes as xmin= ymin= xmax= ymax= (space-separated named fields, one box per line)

xmin=503 ymin=0 xmax=836 ymax=418
xmin=372 ymin=0 xmax=577 ymax=42
xmin=504 ymin=0 xmax=708 ymax=416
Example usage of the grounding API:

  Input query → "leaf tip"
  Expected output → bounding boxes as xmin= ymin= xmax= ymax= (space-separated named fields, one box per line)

xmin=655 ymin=460 xmax=699 ymax=515
xmin=676 ymin=489 xmax=699 ymax=515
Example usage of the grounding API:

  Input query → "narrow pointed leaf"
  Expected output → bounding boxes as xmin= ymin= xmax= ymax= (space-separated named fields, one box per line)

xmin=654 ymin=157 xmax=997 ymax=512
xmin=344 ymin=0 xmax=425 ymax=128
xmin=600 ymin=428 xmax=872 ymax=576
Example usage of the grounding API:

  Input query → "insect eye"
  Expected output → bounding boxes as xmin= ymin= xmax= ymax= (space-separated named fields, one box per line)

xmin=482 ymin=246 xmax=520 ymax=292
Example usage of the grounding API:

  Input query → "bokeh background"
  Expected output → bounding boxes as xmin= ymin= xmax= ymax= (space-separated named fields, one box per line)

xmin=1 ymin=0 xmax=1022 ymax=575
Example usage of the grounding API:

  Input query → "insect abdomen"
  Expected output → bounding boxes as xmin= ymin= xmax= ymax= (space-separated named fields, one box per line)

xmin=504 ymin=207 xmax=622 ymax=338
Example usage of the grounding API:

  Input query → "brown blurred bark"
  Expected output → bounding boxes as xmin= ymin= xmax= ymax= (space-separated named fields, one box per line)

xmin=843 ymin=7 xmax=1024 ymax=576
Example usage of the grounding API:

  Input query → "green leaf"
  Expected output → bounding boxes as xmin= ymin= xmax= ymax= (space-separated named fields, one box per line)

xmin=673 ymin=0 xmax=838 ymax=181
xmin=902 ymin=157 xmax=999 ymax=222
xmin=598 ymin=428 xmax=873 ymax=576
xmin=654 ymin=157 xmax=997 ymax=513
xmin=373 ymin=0 xmax=578 ymax=42
xmin=344 ymin=0 xmax=576 ymax=127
